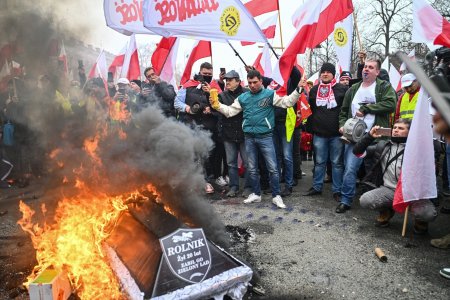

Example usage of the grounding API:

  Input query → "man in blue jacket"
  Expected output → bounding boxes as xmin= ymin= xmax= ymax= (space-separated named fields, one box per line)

xmin=211 ymin=70 xmax=304 ymax=209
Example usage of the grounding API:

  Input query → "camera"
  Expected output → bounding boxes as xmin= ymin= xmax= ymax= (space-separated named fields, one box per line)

xmin=190 ymin=102 xmax=206 ymax=114
xmin=194 ymin=74 xmax=206 ymax=84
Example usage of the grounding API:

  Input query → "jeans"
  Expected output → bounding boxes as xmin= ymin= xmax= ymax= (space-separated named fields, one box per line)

xmin=273 ymin=123 xmax=294 ymax=188
xmin=245 ymin=134 xmax=280 ymax=197
xmin=292 ymin=127 xmax=302 ymax=179
xmin=340 ymin=143 xmax=363 ymax=206
xmin=312 ymin=136 xmax=344 ymax=193
xmin=224 ymin=141 xmax=251 ymax=191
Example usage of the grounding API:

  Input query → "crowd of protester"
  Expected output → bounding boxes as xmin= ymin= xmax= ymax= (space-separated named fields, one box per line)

xmin=1 ymin=49 xmax=450 ymax=279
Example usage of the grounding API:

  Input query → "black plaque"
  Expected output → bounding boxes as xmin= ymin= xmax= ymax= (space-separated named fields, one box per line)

xmin=159 ymin=228 xmax=211 ymax=284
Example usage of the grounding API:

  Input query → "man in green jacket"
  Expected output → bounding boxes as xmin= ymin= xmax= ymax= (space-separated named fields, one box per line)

xmin=336 ymin=58 xmax=397 ymax=213
xmin=211 ymin=70 xmax=305 ymax=209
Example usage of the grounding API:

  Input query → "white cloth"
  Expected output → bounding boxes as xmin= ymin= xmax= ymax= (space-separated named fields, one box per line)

xmin=351 ymin=82 xmax=376 ymax=131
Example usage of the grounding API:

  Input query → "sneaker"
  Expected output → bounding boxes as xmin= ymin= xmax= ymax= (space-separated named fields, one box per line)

xmin=243 ymin=193 xmax=262 ymax=204
xmin=280 ymin=187 xmax=292 ymax=197
xmin=226 ymin=188 xmax=238 ymax=198
xmin=375 ymin=209 xmax=395 ymax=227
xmin=272 ymin=195 xmax=286 ymax=209
xmin=242 ymin=187 xmax=253 ymax=198
xmin=215 ymin=176 xmax=227 ymax=187
xmin=431 ymin=233 xmax=450 ymax=249
xmin=439 ymin=268 xmax=450 ymax=279
xmin=205 ymin=183 xmax=214 ymax=194
xmin=413 ymin=220 xmax=428 ymax=235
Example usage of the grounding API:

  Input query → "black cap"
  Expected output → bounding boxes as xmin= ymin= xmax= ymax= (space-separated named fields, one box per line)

xmin=340 ymin=71 xmax=352 ymax=79
xmin=224 ymin=70 xmax=240 ymax=79
xmin=131 ymin=79 xmax=142 ymax=88
xmin=320 ymin=62 xmax=336 ymax=77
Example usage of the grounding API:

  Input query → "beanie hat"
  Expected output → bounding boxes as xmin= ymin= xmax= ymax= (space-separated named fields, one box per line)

xmin=320 ymin=62 xmax=336 ymax=77
xmin=340 ymin=71 xmax=352 ymax=79
xmin=131 ymin=79 xmax=142 ymax=88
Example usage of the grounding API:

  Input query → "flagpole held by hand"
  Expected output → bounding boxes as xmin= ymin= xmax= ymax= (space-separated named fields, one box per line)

xmin=402 ymin=206 xmax=409 ymax=237
xmin=352 ymin=11 xmax=363 ymax=51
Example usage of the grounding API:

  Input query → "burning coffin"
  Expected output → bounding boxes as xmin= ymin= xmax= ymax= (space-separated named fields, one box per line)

xmin=104 ymin=199 xmax=253 ymax=299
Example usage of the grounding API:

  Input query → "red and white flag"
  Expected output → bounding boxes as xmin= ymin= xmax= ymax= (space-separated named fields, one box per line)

xmin=331 ymin=13 xmax=353 ymax=72
xmin=253 ymin=44 xmax=272 ymax=77
xmin=143 ymin=0 xmax=268 ymax=43
xmin=241 ymin=0 xmax=279 ymax=46
xmin=58 ymin=40 xmax=68 ymax=75
xmin=159 ymin=38 xmax=180 ymax=89
xmin=151 ymin=37 xmax=178 ymax=76
xmin=388 ymin=63 xmax=402 ymax=92
xmin=412 ymin=0 xmax=450 ymax=48
xmin=180 ymin=40 xmax=212 ymax=85
xmin=119 ymin=34 xmax=140 ymax=80
xmin=381 ymin=56 xmax=389 ymax=71
xmin=272 ymin=0 xmax=353 ymax=88
xmin=108 ymin=44 xmax=126 ymax=80
xmin=393 ymin=88 xmax=437 ymax=213
xmin=399 ymin=49 xmax=415 ymax=72
xmin=88 ymin=50 xmax=108 ymax=81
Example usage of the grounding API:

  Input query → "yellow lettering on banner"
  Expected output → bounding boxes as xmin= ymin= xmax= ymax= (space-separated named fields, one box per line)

xmin=334 ymin=27 xmax=348 ymax=47
xmin=220 ymin=6 xmax=240 ymax=36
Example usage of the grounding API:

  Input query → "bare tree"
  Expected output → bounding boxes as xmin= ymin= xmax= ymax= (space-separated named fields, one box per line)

xmin=361 ymin=0 xmax=411 ymax=58
xmin=433 ymin=0 xmax=450 ymax=18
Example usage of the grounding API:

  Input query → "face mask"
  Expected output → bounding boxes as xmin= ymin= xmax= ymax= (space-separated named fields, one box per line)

xmin=202 ymin=75 xmax=213 ymax=84
xmin=391 ymin=136 xmax=407 ymax=143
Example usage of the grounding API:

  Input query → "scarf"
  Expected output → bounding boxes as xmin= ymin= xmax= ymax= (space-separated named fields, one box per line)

xmin=316 ymin=78 xmax=337 ymax=109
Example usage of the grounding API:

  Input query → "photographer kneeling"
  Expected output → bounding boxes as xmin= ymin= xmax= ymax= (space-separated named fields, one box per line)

xmin=353 ymin=119 xmax=437 ymax=232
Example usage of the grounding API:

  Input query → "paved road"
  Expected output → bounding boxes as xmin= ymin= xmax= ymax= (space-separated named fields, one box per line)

xmin=1 ymin=161 xmax=450 ymax=299
xmin=210 ymin=161 xmax=450 ymax=300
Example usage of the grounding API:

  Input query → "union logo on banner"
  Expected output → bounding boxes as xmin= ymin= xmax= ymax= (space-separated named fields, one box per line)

xmin=334 ymin=27 xmax=348 ymax=47
xmin=159 ymin=228 xmax=212 ymax=284
xmin=220 ymin=6 xmax=241 ymax=36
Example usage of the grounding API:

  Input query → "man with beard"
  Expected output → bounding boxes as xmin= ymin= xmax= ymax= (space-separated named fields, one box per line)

xmin=395 ymin=73 xmax=421 ymax=121
xmin=218 ymin=70 xmax=252 ymax=198
xmin=353 ymin=119 xmax=437 ymax=231
xmin=140 ymin=67 xmax=176 ymax=117
xmin=337 ymin=58 xmax=397 ymax=213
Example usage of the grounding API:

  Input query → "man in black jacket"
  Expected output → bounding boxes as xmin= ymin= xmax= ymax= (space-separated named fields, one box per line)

xmin=303 ymin=63 xmax=348 ymax=201
xmin=353 ymin=119 xmax=437 ymax=231
xmin=218 ymin=70 xmax=252 ymax=197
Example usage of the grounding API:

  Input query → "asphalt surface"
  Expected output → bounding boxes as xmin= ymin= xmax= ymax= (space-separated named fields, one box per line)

xmin=1 ymin=160 xmax=450 ymax=299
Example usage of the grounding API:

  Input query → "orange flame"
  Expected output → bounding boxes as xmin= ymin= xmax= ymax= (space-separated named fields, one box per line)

xmin=18 ymin=189 xmax=130 ymax=299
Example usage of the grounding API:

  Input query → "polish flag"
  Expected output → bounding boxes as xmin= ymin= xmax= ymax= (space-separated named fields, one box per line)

xmin=180 ymin=40 xmax=212 ymax=85
xmin=253 ymin=44 xmax=272 ymax=77
xmin=399 ymin=49 xmax=415 ymax=72
xmin=108 ymin=44 xmax=126 ymax=79
xmin=88 ymin=50 xmax=108 ymax=81
xmin=58 ymin=40 xmax=68 ymax=75
xmin=412 ymin=0 xmax=450 ymax=48
xmin=151 ymin=37 xmax=178 ymax=76
xmin=243 ymin=0 xmax=278 ymax=17
xmin=242 ymin=13 xmax=278 ymax=46
xmin=159 ymin=38 xmax=180 ymax=90
xmin=388 ymin=63 xmax=402 ymax=92
xmin=393 ymin=88 xmax=437 ymax=212
xmin=119 ymin=34 xmax=140 ymax=80
xmin=272 ymin=0 xmax=353 ymax=88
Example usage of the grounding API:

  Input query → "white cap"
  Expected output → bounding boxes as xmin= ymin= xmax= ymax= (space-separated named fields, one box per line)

xmin=117 ymin=78 xmax=130 ymax=85
xmin=401 ymin=73 xmax=416 ymax=88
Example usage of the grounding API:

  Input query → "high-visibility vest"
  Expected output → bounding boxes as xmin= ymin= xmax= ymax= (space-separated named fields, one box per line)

xmin=399 ymin=92 xmax=419 ymax=120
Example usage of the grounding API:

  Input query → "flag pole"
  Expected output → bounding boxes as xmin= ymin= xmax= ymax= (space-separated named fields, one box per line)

xmin=227 ymin=41 xmax=247 ymax=66
xmin=352 ymin=11 xmax=363 ymax=51
xmin=401 ymin=206 xmax=409 ymax=237
xmin=276 ymin=0 xmax=284 ymax=51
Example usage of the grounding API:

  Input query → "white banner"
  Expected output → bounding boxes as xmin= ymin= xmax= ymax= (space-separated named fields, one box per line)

xmin=142 ymin=0 xmax=268 ymax=43
xmin=104 ymin=0 xmax=156 ymax=35
xmin=331 ymin=13 xmax=353 ymax=72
